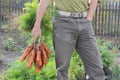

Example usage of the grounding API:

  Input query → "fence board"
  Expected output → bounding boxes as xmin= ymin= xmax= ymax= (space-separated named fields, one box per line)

xmin=94 ymin=1 xmax=120 ymax=37
xmin=108 ymin=1 xmax=111 ymax=35
xmin=0 ymin=0 xmax=32 ymax=23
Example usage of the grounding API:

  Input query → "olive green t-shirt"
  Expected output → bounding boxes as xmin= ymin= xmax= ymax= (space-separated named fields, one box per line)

xmin=54 ymin=0 xmax=89 ymax=12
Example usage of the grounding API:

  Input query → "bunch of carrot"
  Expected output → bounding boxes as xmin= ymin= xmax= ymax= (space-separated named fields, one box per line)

xmin=20 ymin=42 xmax=51 ymax=74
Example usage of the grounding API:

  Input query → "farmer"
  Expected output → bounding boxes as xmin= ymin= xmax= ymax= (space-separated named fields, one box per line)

xmin=32 ymin=0 xmax=105 ymax=80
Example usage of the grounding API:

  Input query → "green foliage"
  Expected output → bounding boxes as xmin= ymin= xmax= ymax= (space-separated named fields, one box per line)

xmin=69 ymin=51 xmax=85 ymax=80
xmin=18 ymin=0 xmax=58 ymax=48
xmin=110 ymin=65 xmax=120 ymax=80
xmin=4 ymin=37 xmax=16 ymax=51
xmin=68 ymin=38 xmax=118 ymax=79
xmin=5 ymin=30 xmax=55 ymax=80
xmin=19 ymin=0 xmax=56 ymax=34
xmin=19 ymin=0 xmax=38 ymax=32
xmin=36 ymin=58 xmax=56 ymax=80
xmin=3 ymin=37 xmax=119 ymax=80
xmin=6 ymin=61 xmax=37 ymax=80
xmin=97 ymin=38 xmax=116 ymax=68
xmin=0 ymin=72 xmax=7 ymax=80
xmin=6 ymin=59 xmax=56 ymax=80
xmin=18 ymin=32 xmax=32 ymax=46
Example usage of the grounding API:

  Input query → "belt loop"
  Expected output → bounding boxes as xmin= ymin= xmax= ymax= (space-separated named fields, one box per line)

xmin=81 ymin=13 xmax=83 ymax=18
xmin=70 ymin=12 xmax=72 ymax=17
xmin=79 ymin=13 xmax=80 ymax=17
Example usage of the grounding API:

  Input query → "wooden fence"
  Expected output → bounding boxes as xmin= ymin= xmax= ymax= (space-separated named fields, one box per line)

xmin=0 ymin=0 xmax=120 ymax=38
xmin=0 ymin=0 xmax=32 ymax=22
xmin=93 ymin=1 xmax=120 ymax=37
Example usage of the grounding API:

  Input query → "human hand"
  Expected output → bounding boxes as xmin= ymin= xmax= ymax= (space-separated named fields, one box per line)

xmin=32 ymin=21 xmax=41 ymax=41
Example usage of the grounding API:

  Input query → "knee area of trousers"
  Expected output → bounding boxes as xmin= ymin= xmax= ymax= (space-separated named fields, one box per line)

xmin=57 ymin=65 xmax=69 ymax=71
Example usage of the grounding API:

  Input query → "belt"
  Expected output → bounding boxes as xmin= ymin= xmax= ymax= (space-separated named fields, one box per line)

xmin=57 ymin=10 xmax=88 ymax=18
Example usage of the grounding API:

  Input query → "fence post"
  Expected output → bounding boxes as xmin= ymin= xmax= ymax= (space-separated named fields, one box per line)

xmin=117 ymin=2 xmax=120 ymax=37
xmin=97 ymin=0 xmax=101 ymax=35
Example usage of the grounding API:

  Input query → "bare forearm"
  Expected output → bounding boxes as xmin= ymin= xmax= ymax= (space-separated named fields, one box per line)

xmin=35 ymin=0 xmax=50 ymax=23
xmin=87 ymin=0 xmax=98 ymax=20
xmin=32 ymin=0 xmax=49 ymax=40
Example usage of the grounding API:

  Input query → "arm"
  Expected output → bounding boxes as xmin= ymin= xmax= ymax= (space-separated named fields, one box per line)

xmin=32 ymin=0 xmax=50 ymax=40
xmin=87 ymin=0 xmax=98 ymax=21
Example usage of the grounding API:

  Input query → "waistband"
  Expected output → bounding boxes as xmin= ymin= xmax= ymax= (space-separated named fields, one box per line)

xmin=57 ymin=10 xmax=88 ymax=18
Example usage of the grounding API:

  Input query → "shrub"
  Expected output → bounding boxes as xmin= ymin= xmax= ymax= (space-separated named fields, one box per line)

xmin=19 ymin=0 xmax=55 ymax=35
xmin=4 ymin=37 xmax=16 ymax=51
xmin=97 ymin=38 xmax=116 ymax=68
xmin=18 ymin=0 xmax=57 ymax=46
xmin=69 ymin=51 xmax=85 ymax=80
xmin=6 ymin=59 xmax=56 ymax=80
xmin=110 ymin=65 xmax=120 ymax=80
xmin=17 ymin=32 xmax=32 ymax=47
xmin=19 ymin=0 xmax=38 ymax=32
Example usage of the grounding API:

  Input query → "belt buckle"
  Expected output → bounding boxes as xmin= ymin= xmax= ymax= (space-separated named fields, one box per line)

xmin=70 ymin=12 xmax=84 ymax=18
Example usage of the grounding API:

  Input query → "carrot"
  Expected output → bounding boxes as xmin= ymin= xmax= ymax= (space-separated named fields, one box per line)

xmin=41 ymin=42 xmax=51 ymax=58
xmin=33 ymin=48 xmax=37 ymax=66
xmin=20 ymin=45 xmax=33 ymax=62
xmin=20 ymin=42 xmax=50 ymax=73
xmin=41 ymin=45 xmax=48 ymax=65
xmin=26 ymin=49 xmax=35 ymax=68
xmin=34 ymin=58 xmax=43 ymax=74
xmin=35 ymin=44 xmax=42 ymax=66
xmin=35 ymin=65 xmax=43 ymax=74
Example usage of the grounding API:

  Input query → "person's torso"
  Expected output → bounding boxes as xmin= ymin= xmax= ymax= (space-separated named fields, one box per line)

xmin=54 ymin=0 xmax=89 ymax=12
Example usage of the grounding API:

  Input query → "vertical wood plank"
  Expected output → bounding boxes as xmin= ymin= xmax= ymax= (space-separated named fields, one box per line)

xmin=98 ymin=1 xmax=101 ymax=35
xmin=0 ymin=0 xmax=2 ymax=21
xmin=104 ymin=2 xmax=107 ymax=36
xmin=108 ymin=1 xmax=111 ymax=35
xmin=114 ymin=2 xmax=117 ymax=37
xmin=111 ymin=2 xmax=113 ymax=36
xmin=101 ymin=3 xmax=104 ymax=35
xmin=117 ymin=2 xmax=120 ymax=37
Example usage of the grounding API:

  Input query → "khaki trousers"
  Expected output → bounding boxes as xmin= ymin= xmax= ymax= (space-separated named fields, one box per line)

xmin=52 ymin=16 xmax=105 ymax=80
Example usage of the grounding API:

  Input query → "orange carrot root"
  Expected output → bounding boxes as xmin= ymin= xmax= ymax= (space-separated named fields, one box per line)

xmin=35 ymin=44 xmax=42 ymax=66
xmin=41 ymin=45 xmax=48 ymax=65
xmin=20 ymin=41 xmax=51 ymax=74
xmin=26 ymin=49 xmax=35 ymax=68
xmin=41 ymin=42 xmax=51 ymax=58
xmin=35 ymin=65 xmax=43 ymax=74
xmin=20 ymin=45 xmax=33 ymax=62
